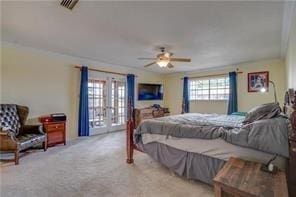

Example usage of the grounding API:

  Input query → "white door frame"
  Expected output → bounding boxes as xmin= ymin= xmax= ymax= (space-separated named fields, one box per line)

xmin=88 ymin=71 xmax=126 ymax=135
xmin=108 ymin=76 xmax=127 ymax=132
xmin=88 ymin=76 xmax=108 ymax=136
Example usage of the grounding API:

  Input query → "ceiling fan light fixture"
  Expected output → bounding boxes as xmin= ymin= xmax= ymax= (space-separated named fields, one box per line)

xmin=164 ymin=52 xmax=171 ymax=58
xmin=157 ymin=60 xmax=169 ymax=67
xmin=139 ymin=47 xmax=190 ymax=68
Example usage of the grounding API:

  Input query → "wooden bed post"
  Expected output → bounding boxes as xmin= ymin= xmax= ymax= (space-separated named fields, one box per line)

xmin=126 ymin=99 xmax=134 ymax=164
xmin=284 ymin=90 xmax=296 ymax=197
xmin=290 ymin=92 xmax=296 ymax=136
xmin=284 ymin=90 xmax=296 ymax=135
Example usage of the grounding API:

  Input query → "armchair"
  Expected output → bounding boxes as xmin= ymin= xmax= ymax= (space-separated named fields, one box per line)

xmin=0 ymin=104 xmax=47 ymax=165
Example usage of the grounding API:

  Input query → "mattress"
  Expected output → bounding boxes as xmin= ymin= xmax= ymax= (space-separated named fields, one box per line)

xmin=135 ymin=113 xmax=290 ymax=158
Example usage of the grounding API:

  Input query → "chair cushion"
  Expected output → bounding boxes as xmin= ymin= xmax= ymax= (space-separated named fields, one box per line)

xmin=16 ymin=134 xmax=46 ymax=151
xmin=0 ymin=104 xmax=21 ymax=135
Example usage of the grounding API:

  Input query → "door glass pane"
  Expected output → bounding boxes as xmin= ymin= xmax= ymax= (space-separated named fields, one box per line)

xmin=88 ymin=79 xmax=107 ymax=128
xmin=111 ymin=80 xmax=126 ymax=126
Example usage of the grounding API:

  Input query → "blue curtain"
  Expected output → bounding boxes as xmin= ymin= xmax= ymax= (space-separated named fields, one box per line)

xmin=227 ymin=72 xmax=238 ymax=115
xmin=78 ymin=66 xmax=89 ymax=136
xmin=182 ymin=77 xmax=190 ymax=113
xmin=127 ymin=74 xmax=135 ymax=120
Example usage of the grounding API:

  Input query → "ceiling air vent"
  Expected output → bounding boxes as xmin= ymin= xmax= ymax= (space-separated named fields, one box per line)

xmin=60 ymin=0 xmax=79 ymax=10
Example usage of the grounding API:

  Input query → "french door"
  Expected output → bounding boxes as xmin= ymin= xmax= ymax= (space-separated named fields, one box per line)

xmin=88 ymin=75 xmax=126 ymax=135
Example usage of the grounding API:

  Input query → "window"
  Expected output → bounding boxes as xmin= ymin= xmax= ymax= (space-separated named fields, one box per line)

xmin=111 ymin=80 xmax=126 ymax=126
xmin=88 ymin=79 xmax=106 ymax=128
xmin=189 ymin=77 xmax=229 ymax=100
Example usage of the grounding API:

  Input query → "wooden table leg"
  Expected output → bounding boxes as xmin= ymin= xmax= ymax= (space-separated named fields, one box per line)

xmin=15 ymin=150 xmax=19 ymax=165
xmin=214 ymin=184 xmax=222 ymax=197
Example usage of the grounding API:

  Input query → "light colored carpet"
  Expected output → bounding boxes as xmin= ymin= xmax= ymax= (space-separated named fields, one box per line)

xmin=0 ymin=131 xmax=213 ymax=197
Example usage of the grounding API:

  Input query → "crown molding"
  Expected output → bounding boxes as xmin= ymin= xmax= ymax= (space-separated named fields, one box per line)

xmin=1 ymin=41 xmax=161 ymax=75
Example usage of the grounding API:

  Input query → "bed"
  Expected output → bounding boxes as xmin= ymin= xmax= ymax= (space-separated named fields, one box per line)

xmin=126 ymin=92 xmax=296 ymax=189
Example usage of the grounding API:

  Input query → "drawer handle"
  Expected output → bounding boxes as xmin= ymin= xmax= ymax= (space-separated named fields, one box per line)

xmin=292 ymin=148 xmax=296 ymax=152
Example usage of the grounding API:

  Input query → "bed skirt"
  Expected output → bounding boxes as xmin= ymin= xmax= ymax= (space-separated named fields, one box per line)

xmin=137 ymin=142 xmax=225 ymax=185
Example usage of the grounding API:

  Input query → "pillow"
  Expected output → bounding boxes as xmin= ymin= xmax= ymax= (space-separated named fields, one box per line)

xmin=243 ymin=103 xmax=281 ymax=124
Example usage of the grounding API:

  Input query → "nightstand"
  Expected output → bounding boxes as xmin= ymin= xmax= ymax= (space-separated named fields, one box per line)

xmin=213 ymin=157 xmax=288 ymax=197
xmin=42 ymin=121 xmax=66 ymax=147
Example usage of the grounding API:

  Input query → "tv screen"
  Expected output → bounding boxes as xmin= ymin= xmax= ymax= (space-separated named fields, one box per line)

xmin=138 ymin=83 xmax=163 ymax=100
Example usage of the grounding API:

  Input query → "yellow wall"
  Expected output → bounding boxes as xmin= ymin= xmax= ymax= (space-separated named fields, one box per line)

xmin=0 ymin=44 xmax=288 ymax=139
xmin=286 ymin=9 xmax=296 ymax=89
xmin=1 ymin=44 xmax=164 ymax=140
xmin=164 ymin=59 xmax=286 ymax=115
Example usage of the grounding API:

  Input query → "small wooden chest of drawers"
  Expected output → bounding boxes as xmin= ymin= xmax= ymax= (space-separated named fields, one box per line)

xmin=43 ymin=121 xmax=66 ymax=146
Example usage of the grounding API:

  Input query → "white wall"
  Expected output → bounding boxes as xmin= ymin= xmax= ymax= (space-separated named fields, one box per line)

xmin=1 ymin=43 xmax=164 ymax=140
xmin=286 ymin=5 xmax=296 ymax=89
xmin=164 ymin=59 xmax=286 ymax=115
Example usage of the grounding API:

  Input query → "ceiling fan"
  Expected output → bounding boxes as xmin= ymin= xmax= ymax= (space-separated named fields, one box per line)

xmin=138 ymin=47 xmax=191 ymax=68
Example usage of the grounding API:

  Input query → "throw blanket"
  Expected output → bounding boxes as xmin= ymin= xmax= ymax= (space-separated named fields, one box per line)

xmin=134 ymin=113 xmax=289 ymax=158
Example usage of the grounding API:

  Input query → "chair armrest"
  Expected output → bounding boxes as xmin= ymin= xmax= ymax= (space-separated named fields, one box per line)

xmin=0 ymin=130 xmax=18 ymax=150
xmin=22 ymin=124 xmax=44 ymax=134
xmin=0 ymin=131 xmax=9 ymax=136
xmin=0 ymin=127 xmax=17 ymax=139
xmin=0 ymin=131 xmax=17 ymax=140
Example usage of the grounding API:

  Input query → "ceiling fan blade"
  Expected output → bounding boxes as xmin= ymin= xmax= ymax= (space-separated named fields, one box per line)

xmin=170 ymin=58 xmax=191 ymax=62
xmin=167 ymin=63 xmax=174 ymax=68
xmin=138 ymin=58 xmax=157 ymax=60
xmin=144 ymin=62 xmax=156 ymax=68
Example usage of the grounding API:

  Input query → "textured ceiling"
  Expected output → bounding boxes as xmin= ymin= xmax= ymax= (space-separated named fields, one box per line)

xmin=1 ymin=1 xmax=285 ymax=73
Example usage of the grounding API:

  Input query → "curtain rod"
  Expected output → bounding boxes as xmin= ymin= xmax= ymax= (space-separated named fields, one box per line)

xmin=180 ymin=71 xmax=243 ymax=80
xmin=75 ymin=65 xmax=137 ymax=77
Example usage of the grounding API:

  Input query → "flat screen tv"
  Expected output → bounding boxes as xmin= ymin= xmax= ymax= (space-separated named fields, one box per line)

xmin=138 ymin=83 xmax=163 ymax=100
